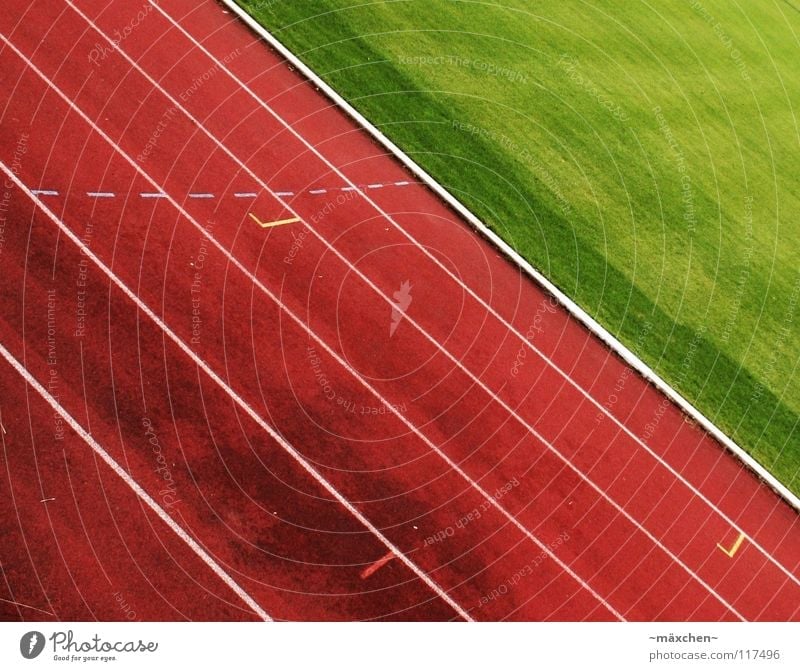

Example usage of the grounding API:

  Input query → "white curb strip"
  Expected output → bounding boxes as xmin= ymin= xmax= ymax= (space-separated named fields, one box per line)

xmin=220 ymin=0 xmax=800 ymax=512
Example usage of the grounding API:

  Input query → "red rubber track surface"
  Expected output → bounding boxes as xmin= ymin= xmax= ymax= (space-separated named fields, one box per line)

xmin=0 ymin=0 xmax=798 ymax=621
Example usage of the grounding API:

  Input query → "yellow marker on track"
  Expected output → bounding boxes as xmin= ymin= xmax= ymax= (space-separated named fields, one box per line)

xmin=717 ymin=532 xmax=746 ymax=558
xmin=249 ymin=212 xmax=301 ymax=229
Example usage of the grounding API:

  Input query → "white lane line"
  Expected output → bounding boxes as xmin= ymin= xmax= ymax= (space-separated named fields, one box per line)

xmin=0 ymin=49 xmax=471 ymax=621
xmin=274 ymin=191 xmax=294 ymax=197
xmin=64 ymin=11 xmax=624 ymax=621
xmin=157 ymin=1 xmax=800 ymax=590
xmin=367 ymin=183 xmax=383 ymax=189
xmin=30 ymin=189 xmax=58 ymax=196
xmin=188 ymin=192 xmax=214 ymax=199
xmin=0 ymin=334 xmax=272 ymax=622
xmin=308 ymin=188 xmax=327 ymax=194
xmin=140 ymin=192 xmax=166 ymax=198
xmin=0 ymin=596 xmax=55 ymax=618
xmin=341 ymin=186 xmax=356 ymax=191
xmin=234 ymin=192 xmax=258 ymax=198
xmin=86 ymin=191 xmax=115 ymax=198
xmin=394 ymin=181 xmax=410 ymax=186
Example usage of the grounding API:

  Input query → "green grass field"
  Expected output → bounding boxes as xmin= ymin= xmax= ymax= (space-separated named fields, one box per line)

xmin=237 ymin=0 xmax=800 ymax=496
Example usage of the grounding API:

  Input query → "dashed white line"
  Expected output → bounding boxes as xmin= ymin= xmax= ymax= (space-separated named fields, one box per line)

xmin=28 ymin=181 xmax=416 ymax=200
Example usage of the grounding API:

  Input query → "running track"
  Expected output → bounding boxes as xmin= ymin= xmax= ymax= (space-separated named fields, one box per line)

xmin=0 ymin=0 xmax=799 ymax=622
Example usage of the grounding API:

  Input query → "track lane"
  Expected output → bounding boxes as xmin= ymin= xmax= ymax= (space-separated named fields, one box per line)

xmin=0 ymin=262 xmax=268 ymax=623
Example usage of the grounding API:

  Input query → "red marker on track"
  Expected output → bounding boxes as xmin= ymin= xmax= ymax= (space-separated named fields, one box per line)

xmin=360 ymin=550 xmax=396 ymax=579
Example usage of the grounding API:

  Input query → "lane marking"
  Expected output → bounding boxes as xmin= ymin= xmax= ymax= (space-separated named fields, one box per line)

xmin=0 ymin=337 xmax=272 ymax=622
xmin=163 ymin=2 xmax=800 ymax=597
xmin=718 ymin=532 xmax=746 ymax=558
xmin=40 ymin=498 xmax=56 ymax=503
xmin=360 ymin=550 xmax=396 ymax=579
xmin=0 ymin=596 xmax=55 ymax=618
xmin=0 ymin=407 xmax=6 ymax=434
xmin=248 ymin=213 xmax=301 ymax=229
xmin=261 ymin=195 xmax=745 ymax=615
xmin=27 ymin=182 xmax=414 ymax=200
xmin=0 ymin=135 xmax=470 ymax=621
